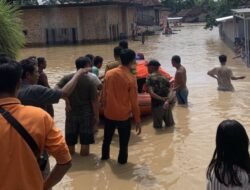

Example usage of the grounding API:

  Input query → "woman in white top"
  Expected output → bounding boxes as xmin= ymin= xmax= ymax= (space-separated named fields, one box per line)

xmin=207 ymin=120 xmax=250 ymax=190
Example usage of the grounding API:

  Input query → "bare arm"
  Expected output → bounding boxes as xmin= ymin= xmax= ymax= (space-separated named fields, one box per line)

xmin=231 ymin=76 xmax=245 ymax=80
xmin=207 ymin=68 xmax=218 ymax=80
xmin=55 ymin=68 xmax=90 ymax=98
xmin=230 ymin=69 xmax=245 ymax=80
xmin=44 ymin=162 xmax=72 ymax=190
xmin=148 ymin=88 xmax=166 ymax=102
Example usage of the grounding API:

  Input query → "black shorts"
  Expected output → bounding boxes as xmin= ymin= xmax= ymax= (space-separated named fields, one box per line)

xmin=65 ymin=113 xmax=95 ymax=146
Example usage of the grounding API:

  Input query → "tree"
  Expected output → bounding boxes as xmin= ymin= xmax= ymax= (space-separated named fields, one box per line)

xmin=0 ymin=0 xmax=25 ymax=58
xmin=205 ymin=0 xmax=249 ymax=30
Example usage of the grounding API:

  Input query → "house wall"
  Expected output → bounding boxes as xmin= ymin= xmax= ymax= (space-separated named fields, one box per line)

xmin=21 ymin=9 xmax=45 ymax=45
xmin=79 ymin=6 xmax=108 ymax=41
xmin=21 ymin=5 xmax=136 ymax=45
xmin=137 ymin=7 xmax=155 ymax=26
xmin=220 ymin=20 xmax=235 ymax=49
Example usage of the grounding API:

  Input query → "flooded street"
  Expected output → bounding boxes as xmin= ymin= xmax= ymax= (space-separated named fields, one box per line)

xmin=20 ymin=24 xmax=250 ymax=190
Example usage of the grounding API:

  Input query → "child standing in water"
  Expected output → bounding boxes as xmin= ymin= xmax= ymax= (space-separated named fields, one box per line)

xmin=207 ymin=120 xmax=250 ymax=190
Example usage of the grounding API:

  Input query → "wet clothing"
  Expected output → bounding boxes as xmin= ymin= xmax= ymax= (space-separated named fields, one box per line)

xmin=146 ymin=72 xmax=174 ymax=128
xmin=152 ymin=106 xmax=175 ymax=128
xmin=18 ymin=83 xmax=62 ymax=109
xmin=57 ymin=73 xmax=97 ymax=145
xmin=102 ymin=118 xmax=131 ymax=164
xmin=102 ymin=65 xmax=140 ymax=164
xmin=65 ymin=113 xmax=95 ymax=146
xmin=0 ymin=98 xmax=71 ymax=190
xmin=209 ymin=66 xmax=234 ymax=91
xmin=176 ymin=88 xmax=189 ymax=105
xmin=207 ymin=168 xmax=250 ymax=190
xmin=92 ymin=66 xmax=99 ymax=77
xmin=146 ymin=72 xmax=170 ymax=107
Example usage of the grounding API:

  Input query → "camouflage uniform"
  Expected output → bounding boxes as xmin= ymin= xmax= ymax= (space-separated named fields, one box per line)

xmin=146 ymin=72 xmax=175 ymax=128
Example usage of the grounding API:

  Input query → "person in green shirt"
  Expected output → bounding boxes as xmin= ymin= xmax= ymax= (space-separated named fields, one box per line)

xmin=56 ymin=57 xmax=99 ymax=156
xmin=92 ymin=56 xmax=103 ymax=77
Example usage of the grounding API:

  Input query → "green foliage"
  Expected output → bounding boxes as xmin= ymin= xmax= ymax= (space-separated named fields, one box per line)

xmin=0 ymin=0 xmax=25 ymax=58
xmin=205 ymin=0 xmax=248 ymax=30
xmin=162 ymin=0 xmax=203 ymax=13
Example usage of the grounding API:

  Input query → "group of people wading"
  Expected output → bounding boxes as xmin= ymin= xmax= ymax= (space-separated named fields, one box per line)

xmin=0 ymin=39 xmax=250 ymax=190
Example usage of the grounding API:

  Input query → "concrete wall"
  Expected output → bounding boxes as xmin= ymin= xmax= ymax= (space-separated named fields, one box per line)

xmin=21 ymin=5 xmax=136 ymax=45
xmin=79 ymin=6 xmax=108 ymax=41
xmin=137 ymin=8 xmax=155 ymax=26
xmin=21 ymin=9 xmax=44 ymax=45
xmin=219 ymin=20 xmax=235 ymax=48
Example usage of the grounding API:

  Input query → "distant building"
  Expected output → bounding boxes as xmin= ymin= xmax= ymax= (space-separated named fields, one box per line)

xmin=136 ymin=0 xmax=162 ymax=26
xmin=216 ymin=8 xmax=250 ymax=66
xmin=20 ymin=1 xmax=137 ymax=45
xmin=175 ymin=7 xmax=208 ymax=23
xmin=216 ymin=16 xmax=234 ymax=48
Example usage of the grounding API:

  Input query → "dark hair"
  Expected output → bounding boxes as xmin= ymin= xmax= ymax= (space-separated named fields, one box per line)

xmin=37 ymin=57 xmax=46 ymax=66
xmin=136 ymin=53 xmax=145 ymax=60
xmin=27 ymin=56 xmax=37 ymax=64
xmin=20 ymin=59 xmax=36 ymax=79
xmin=207 ymin=120 xmax=250 ymax=187
xmin=120 ymin=49 xmax=136 ymax=66
xmin=0 ymin=57 xmax=22 ymax=94
xmin=85 ymin=54 xmax=94 ymax=62
xmin=0 ymin=53 xmax=11 ymax=63
xmin=94 ymin=56 xmax=103 ymax=67
xmin=219 ymin=55 xmax=227 ymax=65
xmin=148 ymin=60 xmax=161 ymax=68
xmin=172 ymin=55 xmax=181 ymax=64
xmin=75 ymin=57 xmax=91 ymax=69
xmin=114 ymin=46 xmax=122 ymax=57
xmin=119 ymin=40 xmax=128 ymax=49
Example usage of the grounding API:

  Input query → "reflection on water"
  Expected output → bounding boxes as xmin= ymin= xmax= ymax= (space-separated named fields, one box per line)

xmin=20 ymin=24 xmax=250 ymax=190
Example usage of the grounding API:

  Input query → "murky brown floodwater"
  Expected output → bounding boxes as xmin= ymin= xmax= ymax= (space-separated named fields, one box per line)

xmin=20 ymin=24 xmax=250 ymax=190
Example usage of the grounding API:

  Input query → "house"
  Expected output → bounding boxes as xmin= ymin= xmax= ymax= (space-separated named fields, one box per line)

xmin=216 ymin=16 xmax=234 ymax=48
xmin=20 ymin=1 xmax=138 ymax=45
xmin=232 ymin=8 xmax=250 ymax=66
xmin=216 ymin=8 xmax=250 ymax=66
xmin=135 ymin=0 xmax=162 ymax=26
xmin=175 ymin=7 xmax=208 ymax=23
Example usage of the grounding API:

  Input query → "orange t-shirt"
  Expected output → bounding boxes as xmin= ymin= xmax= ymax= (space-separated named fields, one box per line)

xmin=0 ymin=98 xmax=71 ymax=190
xmin=102 ymin=66 xmax=141 ymax=123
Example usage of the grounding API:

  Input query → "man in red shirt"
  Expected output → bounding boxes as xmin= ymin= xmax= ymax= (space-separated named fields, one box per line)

xmin=101 ymin=49 xmax=141 ymax=164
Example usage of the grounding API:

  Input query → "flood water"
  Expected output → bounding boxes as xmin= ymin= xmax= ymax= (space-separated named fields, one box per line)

xmin=20 ymin=24 xmax=250 ymax=190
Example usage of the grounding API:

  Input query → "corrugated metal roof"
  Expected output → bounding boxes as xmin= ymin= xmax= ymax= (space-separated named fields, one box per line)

xmin=216 ymin=16 xmax=233 ymax=22
xmin=232 ymin=8 xmax=250 ymax=14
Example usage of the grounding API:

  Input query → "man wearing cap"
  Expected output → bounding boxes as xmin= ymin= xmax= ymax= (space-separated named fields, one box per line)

xmin=146 ymin=60 xmax=175 ymax=129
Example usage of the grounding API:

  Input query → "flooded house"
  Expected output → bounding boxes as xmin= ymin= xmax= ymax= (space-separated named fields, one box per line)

xmin=20 ymin=1 xmax=138 ymax=45
xmin=136 ymin=0 xmax=162 ymax=26
xmin=217 ymin=8 xmax=250 ymax=66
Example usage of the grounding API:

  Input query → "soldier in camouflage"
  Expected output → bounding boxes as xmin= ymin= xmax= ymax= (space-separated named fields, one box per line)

xmin=146 ymin=60 xmax=175 ymax=129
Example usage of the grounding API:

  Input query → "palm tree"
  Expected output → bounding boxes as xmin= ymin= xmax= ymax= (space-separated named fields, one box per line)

xmin=0 ymin=0 xmax=25 ymax=59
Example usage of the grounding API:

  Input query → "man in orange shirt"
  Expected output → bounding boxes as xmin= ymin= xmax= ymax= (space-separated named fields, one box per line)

xmin=0 ymin=54 xmax=72 ymax=190
xmin=101 ymin=49 xmax=141 ymax=164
